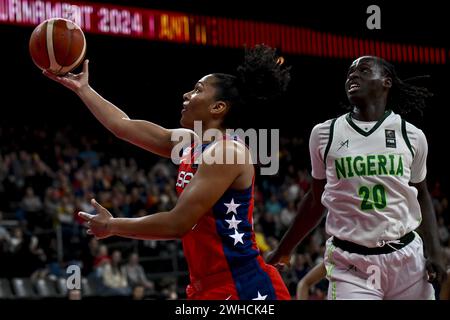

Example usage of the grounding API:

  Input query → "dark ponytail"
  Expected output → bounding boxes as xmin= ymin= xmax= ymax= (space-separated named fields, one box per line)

xmin=211 ymin=44 xmax=291 ymax=128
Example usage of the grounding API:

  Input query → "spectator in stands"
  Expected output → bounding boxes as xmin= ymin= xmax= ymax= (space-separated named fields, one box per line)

xmin=265 ymin=194 xmax=283 ymax=216
xmin=9 ymin=227 xmax=24 ymax=254
xmin=123 ymin=252 xmax=154 ymax=292
xmin=29 ymin=236 xmax=49 ymax=281
xmin=68 ymin=289 xmax=82 ymax=300
xmin=279 ymin=201 xmax=296 ymax=230
xmin=93 ymin=244 xmax=110 ymax=269
xmin=21 ymin=187 xmax=43 ymax=213
xmin=0 ymin=211 xmax=11 ymax=276
xmin=254 ymin=224 xmax=271 ymax=257
xmin=20 ymin=186 xmax=44 ymax=230
xmin=0 ymin=211 xmax=11 ymax=247
xmin=100 ymin=250 xmax=131 ymax=296
xmin=438 ymin=216 xmax=449 ymax=245
xmin=291 ymin=254 xmax=311 ymax=282
xmin=132 ymin=285 xmax=145 ymax=300
xmin=81 ymin=237 xmax=99 ymax=276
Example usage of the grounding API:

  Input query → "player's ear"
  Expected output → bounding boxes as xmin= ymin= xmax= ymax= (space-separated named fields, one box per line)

xmin=383 ymin=76 xmax=392 ymax=89
xmin=210 ymin=101 xmax=228 ymax=117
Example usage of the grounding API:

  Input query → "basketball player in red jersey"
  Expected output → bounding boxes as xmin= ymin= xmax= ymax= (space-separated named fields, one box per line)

xmin=43 ymin=45 xmax=291 ymax=300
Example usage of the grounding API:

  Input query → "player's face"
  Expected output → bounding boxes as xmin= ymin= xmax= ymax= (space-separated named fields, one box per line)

xmin=181 ymin=74 xmax=219 ymax=129
xmin=345 ymin=56 xmax=390 ymax=105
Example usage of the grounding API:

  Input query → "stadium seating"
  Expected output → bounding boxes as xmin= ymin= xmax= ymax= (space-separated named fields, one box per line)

xmin=0 ymin=278 xmax=14 ymax=299
xmin=35 ymin=278 xmax=60 ymax=298
xmin=11 ymin=278 xmax=36 ymax=299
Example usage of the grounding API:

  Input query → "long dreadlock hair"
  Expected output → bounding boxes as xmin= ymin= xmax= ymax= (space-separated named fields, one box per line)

xmin=378 ymin=57 xmax=433 ymax=115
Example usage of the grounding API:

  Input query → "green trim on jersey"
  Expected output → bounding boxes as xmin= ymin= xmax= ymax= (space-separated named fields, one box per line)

xmin=323 ymin=118 xmax=337 ymax=164
xmin=326 ymin=244 xmax=337 ymax=300
xmin=401 ymin=118 xmax=415 ymax=158
xmin=345 ymin=109 xmax=392 ymax=137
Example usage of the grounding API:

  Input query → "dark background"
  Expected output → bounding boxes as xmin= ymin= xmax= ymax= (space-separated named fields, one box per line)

xmin=1 ymin=0 xmax=449 ymax=191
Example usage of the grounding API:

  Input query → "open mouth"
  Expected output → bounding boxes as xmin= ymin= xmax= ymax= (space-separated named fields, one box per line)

xmin=181 ymin=103 xmax=188 ymax=113
xmin=348 ymin=83 xmax=360 ymax=93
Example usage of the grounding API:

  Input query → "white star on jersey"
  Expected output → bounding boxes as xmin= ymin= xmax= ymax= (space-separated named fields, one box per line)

xmin=224 ymin=198 xmax=241 ymax=215
xmin=252 ymin=291 xmax=268 ymax=300
xmin=229 ymin=229 xmax=244 ymax=245
xmin=225 ymin=215 xmax=242 ymax=230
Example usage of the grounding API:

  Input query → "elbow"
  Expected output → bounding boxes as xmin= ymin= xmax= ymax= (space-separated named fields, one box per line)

xmin=171 ymin=219 xmax=193 ymax=239
xmin=173 ymin=224 xmax=190 ymax=239
xmin=173 ymin=230 xmax=187 ymax=239
xmin=167 ymin=219 xmax=188 ymax=239
xmin=166 ymin=209 xmax=200 ymax=239
xmin=110 ymin=120 xmax=126 ymax=139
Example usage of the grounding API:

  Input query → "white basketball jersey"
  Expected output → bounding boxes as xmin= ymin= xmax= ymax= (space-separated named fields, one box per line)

xmin=309 ymin=110 xmax=428 ymax=247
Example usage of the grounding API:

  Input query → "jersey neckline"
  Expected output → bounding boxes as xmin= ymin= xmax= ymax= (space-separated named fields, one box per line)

xmin=345 ymin=109 xmax=392 ymax=137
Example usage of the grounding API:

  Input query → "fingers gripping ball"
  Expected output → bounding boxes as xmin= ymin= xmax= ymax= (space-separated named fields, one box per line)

xmin=29 ymin=18 xmax=86 ymax=76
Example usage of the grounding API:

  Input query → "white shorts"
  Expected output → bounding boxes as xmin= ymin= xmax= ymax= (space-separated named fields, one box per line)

xmin=324 ymin=232 xmax=435 ymax=300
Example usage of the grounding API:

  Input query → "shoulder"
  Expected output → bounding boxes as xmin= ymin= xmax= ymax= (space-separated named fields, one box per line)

xmin=171 ymin=128 xmax=201 ymax=146
xmin=206 ymin=138 xmax=247 ymax=153
xmin=401 ymin=118 xmax=427 ymax=143
xmin=403 ymin=120 xmax=425 ymax=136
xmin=311 ymin=118 xmax=336 ymax=132
xmin=202 ymin=138 xmax=252 ymax=166
xmin=310 ymin=117 xmax=340 ymax=141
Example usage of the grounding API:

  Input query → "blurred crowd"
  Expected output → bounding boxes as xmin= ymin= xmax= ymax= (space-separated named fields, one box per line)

xmin=1 ymin=126 xmax=449 ymax=299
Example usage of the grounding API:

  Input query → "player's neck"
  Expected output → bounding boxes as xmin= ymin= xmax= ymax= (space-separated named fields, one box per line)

xmin=351 ymin=103 xmax=387 ymax=122
xmin=200 ymin=123 xmax=226 ymax=144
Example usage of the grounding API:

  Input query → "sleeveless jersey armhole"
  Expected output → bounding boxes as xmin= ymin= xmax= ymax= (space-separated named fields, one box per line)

xmin=401 ymin=118 xmax=415 ymax=158
xmin=323 ymin=118 xmax=337 ymax=164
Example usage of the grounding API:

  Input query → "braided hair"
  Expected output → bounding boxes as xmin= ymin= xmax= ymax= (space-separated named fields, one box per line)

xmin=210 ymin=44 xmax=291 ymax=128
xmin=378 ymin=57 xmax=433 ymax=115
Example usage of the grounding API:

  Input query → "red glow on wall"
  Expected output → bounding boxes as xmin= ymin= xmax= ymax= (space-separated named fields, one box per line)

xmin=1 ymin=0 xmax=446 ymax=64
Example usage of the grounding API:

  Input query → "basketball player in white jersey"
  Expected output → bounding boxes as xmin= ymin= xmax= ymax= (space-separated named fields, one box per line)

xmin=268 ymin=56 xmax=446 ymax=299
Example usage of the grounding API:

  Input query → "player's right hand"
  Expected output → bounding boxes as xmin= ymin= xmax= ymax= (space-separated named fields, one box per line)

xmin=78 ymin=198 xmax=113 ymax=240
xmin=425 ymin=256 xmax=447 ymax=284
xmin=43 ymin=59 xmax=89 ymax=94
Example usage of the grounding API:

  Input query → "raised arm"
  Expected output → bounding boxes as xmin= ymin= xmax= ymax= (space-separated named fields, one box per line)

xmin=78 ymin=140 xmax=251 ymax=240
xmin=43 ymin=60 xmax=191 ymax=158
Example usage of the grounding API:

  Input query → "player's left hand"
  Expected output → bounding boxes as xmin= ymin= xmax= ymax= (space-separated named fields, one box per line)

xmin=78 ymin=199 xmax=113 ymax=240
xmin=425 ymin=255 xmax=447 ymax=284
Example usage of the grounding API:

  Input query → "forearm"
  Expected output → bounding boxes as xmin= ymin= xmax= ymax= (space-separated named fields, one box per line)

xmin=77 ymin=85 xmax=130 ymax=134
xmin=76 ymin=86 xmax=173 ymax=156
xmin=417 ymin=190 xmax=441 ymax=257
xmin=297 ymin=281 xmax=309 ymax=300
xmin=276 ymin=191 xmax=326 ymax=256
xmin=109 ymin=212 xmax=184 ymax=240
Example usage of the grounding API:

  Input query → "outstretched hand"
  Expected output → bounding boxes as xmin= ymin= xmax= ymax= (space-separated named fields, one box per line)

xmin=78 ymin=198 xmax=113 ymax=240
xmin=42 ymin=59 xmax=89 ymax=93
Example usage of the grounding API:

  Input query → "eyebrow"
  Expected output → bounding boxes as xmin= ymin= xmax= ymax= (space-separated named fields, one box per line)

xmin=348 ymin=61 xmax=372 ymax=72
xmin=350 ymin=61 xmax=371 ymax=68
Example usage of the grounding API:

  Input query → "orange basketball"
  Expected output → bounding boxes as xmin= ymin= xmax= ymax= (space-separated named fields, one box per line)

xmin=29 ymin=18 xmax=86 ymax=76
